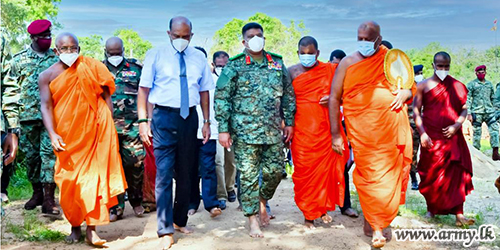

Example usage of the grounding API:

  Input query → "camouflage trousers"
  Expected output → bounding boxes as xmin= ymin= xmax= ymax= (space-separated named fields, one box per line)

xmin=472 ymin=113 xmax=499 ymax=149
xmin=410 ymin=126 xmax=420 ymax=175
xmin=115 ymin=133 xmax=145 ymax=209
xmin=234 ymin=141 xmax=283 ymax=217
xmin=20 ymin=121 xmax=55 ymax=184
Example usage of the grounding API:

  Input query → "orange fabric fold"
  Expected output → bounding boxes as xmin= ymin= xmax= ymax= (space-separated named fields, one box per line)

xmin=50 ymin=56 xmax=127 ymax=226
xmin=342 ymin=47 xmax=412 ymax=231
xmin=291 ymin=62 xmax=349 ymax=220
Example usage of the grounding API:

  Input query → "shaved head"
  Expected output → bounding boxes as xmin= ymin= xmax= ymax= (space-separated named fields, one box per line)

xmin=55 ymin=32 xmax=78 ymax=47
xmin=433 ymin=51 xmax=451 ymax=63
xmin=105 ymin=37 xmax=123 ymax=50
xmin=358 ymin=21 xmax=380 ymax=36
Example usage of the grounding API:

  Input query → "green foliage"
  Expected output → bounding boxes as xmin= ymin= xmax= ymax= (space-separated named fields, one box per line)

xmin=0 ymin=0 xmax=61 ymax=53
xmin=406 ymin=43 xmax=500 ymax=86
xmin=6 ymin=165 xmax=32 ymax=201
xmin=113 ymin=28 xmax=153 ymax=62
xmin=5 ymin=210 xmax=66 ymax=242
xmin=78 ymin=35 xmax=104 ymax=61
xmin=211 ymin=13 xmax=309 ymax=66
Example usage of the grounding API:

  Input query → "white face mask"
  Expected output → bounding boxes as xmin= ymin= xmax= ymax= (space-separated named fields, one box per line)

xmin=171 ymin=38 xmax=189 ymax=52
xmin=247 ymin=36 xmax=264 ymax=53
xmin=215 ymin=67 xmax=223 ymax=76
xmin=435 ymin=70 xmax=449 ymax=81
xmin=414 ymin=74 xmax=424 ymax=83
xmin=59 ymin=52 xmax=79 ymax=67
xmin=357 ymin=36 xmax=379 ymax=57
xmin=107 ymin=55 xmax=123 ymax=67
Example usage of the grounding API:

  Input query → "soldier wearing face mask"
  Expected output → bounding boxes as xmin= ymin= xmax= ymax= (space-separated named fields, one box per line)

xmin=466 ymin=65 xmax=500 ymax=160
xmin=4 ymin=19 xmax=59 ymax=216
xmin=408 ymin=64 xmax=424 ymax=190
xmin=102 ymin=37 xmax=145 ymax=221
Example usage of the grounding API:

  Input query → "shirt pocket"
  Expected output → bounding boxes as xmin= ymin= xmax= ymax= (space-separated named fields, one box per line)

xmin=268 ymin=70 xmax=283 ymax=98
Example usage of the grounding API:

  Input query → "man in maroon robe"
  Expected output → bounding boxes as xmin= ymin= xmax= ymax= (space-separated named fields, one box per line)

xmin=413 ymin=51 xmax=475 ymax=226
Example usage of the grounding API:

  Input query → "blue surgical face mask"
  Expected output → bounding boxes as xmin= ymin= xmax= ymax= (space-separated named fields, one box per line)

xmin=357 ymin=36 xmax=380 ymax=57
xmin=299 ymin=54 xmax=317 ymax=68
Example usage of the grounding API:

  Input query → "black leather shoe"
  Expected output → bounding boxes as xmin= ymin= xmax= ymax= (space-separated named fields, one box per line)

xmin=227 ymin=190 xmax=236 ymax=202
xmin=219 ymin=200 xmax=227 ymax=210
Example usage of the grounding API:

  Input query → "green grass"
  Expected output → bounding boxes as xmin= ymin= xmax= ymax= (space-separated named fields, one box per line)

xmin=6 ymin=165 xmax=32 ymax=201
xmin=480 ymin=139 xmax=493 ymax=155
xmin=5 ymin=210 xmax=66 ymax=242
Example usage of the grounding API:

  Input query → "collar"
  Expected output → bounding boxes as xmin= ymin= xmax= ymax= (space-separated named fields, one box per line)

xmin=27 ymin=46 xmax=56 ymax=59
xmin=475 ymin=78 xmax=490 ymax=84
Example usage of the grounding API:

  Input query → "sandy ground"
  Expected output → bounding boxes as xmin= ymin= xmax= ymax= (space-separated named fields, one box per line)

xmin=1 ymin=143 xmax=500 ymax=250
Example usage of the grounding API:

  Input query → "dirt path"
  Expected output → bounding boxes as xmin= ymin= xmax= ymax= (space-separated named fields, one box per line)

xmin=1 ymin=144 xmax=500 ymax=250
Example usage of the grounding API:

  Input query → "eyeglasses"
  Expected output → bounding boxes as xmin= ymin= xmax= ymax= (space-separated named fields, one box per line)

xmin=57 ymin=46 xmax=78 ymax=53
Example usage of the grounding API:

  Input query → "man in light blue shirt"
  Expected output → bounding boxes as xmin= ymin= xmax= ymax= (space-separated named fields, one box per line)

xmin=137 ymin=16 xmax=214 ymax=249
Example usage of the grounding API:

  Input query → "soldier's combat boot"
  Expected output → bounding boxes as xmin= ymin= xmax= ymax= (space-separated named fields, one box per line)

xmin=493 ymin=147 xmax=500 ymax=161
xmin=42 ymin=183 xmax=60 ymax=216
xmin=24 ymin=183 xmax=43 ymax=210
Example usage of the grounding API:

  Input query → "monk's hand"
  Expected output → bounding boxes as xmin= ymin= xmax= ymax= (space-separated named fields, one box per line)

xmin=283 ymin=126 xmax=294 ymax=143
xmin=202 ymin=123 xmax=211 ymax=144
xmin=2 ymin=133 xmax=18 ymax=166
xmin=390 ymin=89 xmax=412 ymax=111
xmin=420 ymin=133 xmax=434 ymax=149
xmin=139 ymin=122 xmax=152 ymax=147
xmin=219 ymin=132 xmax=232 ymax=150
xmin=443 ymin=123 xmax=460 ymax=139
xmin=466 ymin=114 xmax=473 ymax=123
xmin=319 ymin=95 xmax=330 ymax=107
xmin=50 ymin=134 xmax=66 ymax=152
xmin=331 ymin=134 xmax=344 ymax=155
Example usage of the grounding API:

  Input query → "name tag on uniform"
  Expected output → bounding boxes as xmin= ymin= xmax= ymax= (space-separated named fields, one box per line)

xmin=121 ymin=71 xmax=137 ymax=77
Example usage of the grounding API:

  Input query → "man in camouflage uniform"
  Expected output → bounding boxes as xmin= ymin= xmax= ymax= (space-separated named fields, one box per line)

xmin=103 ymin=37 xmax=145 ymax=220
xmin=3 ymin=20 xmax=59 ymax=214
xmin=215 ymin=22 xmax=296 ymax=238
xmin=1 ymin=30 xmax=20 ymax=212
xmin=408 ymin=64 xmax=424 ymax=190
xmin=466 ymin=65 xmax=499 ymax=160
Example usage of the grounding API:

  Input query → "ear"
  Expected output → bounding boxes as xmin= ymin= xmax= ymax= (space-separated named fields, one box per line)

xmin=242 ymin=39 xmax=246 ymax=46
xmin=53 ymin=48 xmax=59 ymax=56
xmin=77 ymin=46 xmax=81 ymax=54
xmin=296 ymin=50 xmax=299 ymax=56
xmin=317 ymin=50 xmax=320 ymax=57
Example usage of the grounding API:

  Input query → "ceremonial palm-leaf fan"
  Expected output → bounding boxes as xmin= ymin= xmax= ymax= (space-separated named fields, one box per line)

xmin=384 ymin=49 xmax=414 ymax=89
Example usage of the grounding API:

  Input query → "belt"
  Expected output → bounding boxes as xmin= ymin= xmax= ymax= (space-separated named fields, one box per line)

xmin=154 ymin=105 xmax=196 ymax=112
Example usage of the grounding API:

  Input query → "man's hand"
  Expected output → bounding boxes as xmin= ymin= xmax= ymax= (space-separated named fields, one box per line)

xmin=466 ymin=114 xmax=473 ymax=123
xmin=390 ymin=89 xmax=412 ymax=111
xmin=219 ymin=132 xmax=232 ymax=149
xmin=443 ymin=123 xmax=460 ymax=139
xmin=139 ymin=122 xmax=153 ymax=146
xmin=283 ymin=126 xmax=294 ymax=143
xmin=50 ymin=133 xmax=66 ymax=152
xmin=2 ymin=133 xmax=19 ymax=165
xmin=319 ymin=95 xmax=329 ymax=107
xmin=331 ymin=133 xmax=344 ymax=155
xmin=202 ymin=123 xmax=211 ymax=144
xmin=420 ymin=133 xmax=434 ymax=149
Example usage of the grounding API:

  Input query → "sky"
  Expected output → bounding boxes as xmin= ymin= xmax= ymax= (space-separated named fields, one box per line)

xmin=57 ymin=0 xmax=500 ymax=59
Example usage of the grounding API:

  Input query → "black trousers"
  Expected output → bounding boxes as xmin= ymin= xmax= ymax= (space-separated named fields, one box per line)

xmin=152 ymin=106 xmax=198 ymax=236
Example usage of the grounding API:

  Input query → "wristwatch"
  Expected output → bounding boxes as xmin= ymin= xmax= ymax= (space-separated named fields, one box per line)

xmin=7 ymin=127 xmax=21 ymax=136
xmin=203 ymin=119 xmax=211 ymax=124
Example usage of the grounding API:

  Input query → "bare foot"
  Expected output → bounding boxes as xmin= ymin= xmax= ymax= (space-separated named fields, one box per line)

xmin=248 ymin=215 xmax=264 ymax=238
xmin=372 ymin=230 xmax=386 ymax=248
xmin=188 ymin=209 xmax=197 ymax=216
xmin=259 ymin=198 xmax=270 ymax=227
xmin=341 ymin=208 xmax=359 ymax=218
xmin=495 ymin=176 xmax=500 ymax=193
xmin=210 ymin=207 xmax=222 ymax=218
xmin=456 ymin=214 xmax=475 ymax=227
xmin=157 ymin=234 xmax=174 ymax=250
xmin=85 ymin=226 xmax=106 ymax=246
xmin=133 ymin=205 xmax=145 ymax=217
xmin=363 ymin=218 xmax=373 ymax=237
xmin=174 ymin=223 xmax=193 ymax=234
xmin=304 ymin=219 xmax=316 ymax=229
xmin=321 ymin=213 xmax=333 ymax=224
xmin=65 ymin=226 xmax=81 ymax=244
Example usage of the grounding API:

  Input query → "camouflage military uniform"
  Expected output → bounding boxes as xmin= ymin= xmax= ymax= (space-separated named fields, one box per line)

xmin=215 ymin=50 xmax=296 ymax=216
xmin=3 ymin=47 xmax=58 ymax=184
xmin=466 ymin=78 xmax=499 ymax=149
xmin=407 ymin=105 xmax=420 ymax=181
xmin=103 ymin=58 xmax=144 ymax=210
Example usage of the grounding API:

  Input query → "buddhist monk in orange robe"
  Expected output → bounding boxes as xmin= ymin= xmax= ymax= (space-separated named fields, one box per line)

xmin=39 ymin=33 xmax=127 ymax=246
xmin=413 ymin=52 xmax=475 ymax=227
xmin=288 ymin=36 xmax=348 ymax=229
xmin=328 ymin=22 xmax=414 ymax=248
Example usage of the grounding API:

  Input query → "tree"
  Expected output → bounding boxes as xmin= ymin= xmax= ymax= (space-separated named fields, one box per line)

xmin=1 ymin=0 xmax=61 ymax=53
xmin=78 ymin=35 xmax=104 ymax=61
xmin=113 ymin=29 xmax=153 ymax=62
xmin=211 ymin=13 xmax=308 ymax=66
